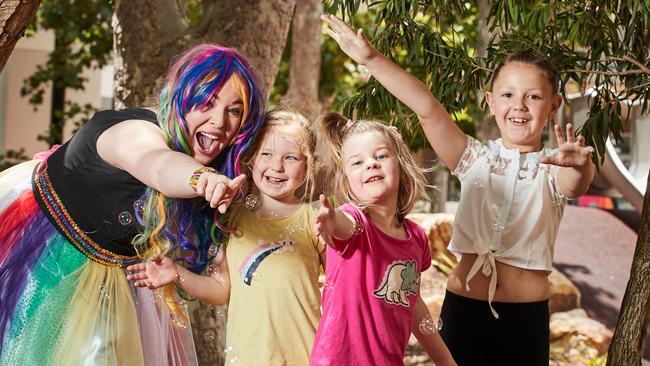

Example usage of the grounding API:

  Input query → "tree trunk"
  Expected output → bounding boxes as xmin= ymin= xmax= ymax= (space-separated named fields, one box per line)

xmin=201 ymin=0 xmax=296 ymax=99
xmin=474 ymin=0 xmax=499 ymax=142
xmin=0 ymin=0 xmax=42 ymax=72
xmin=607 ymin=171 xmax=650 ymax=365
xmin=47 ymin=80 xmax=65 ymax=145
xmin=113 ymin=0 xmax=171 ymax=108
xmin=283 ymin=0 xmax=322 ymax=120
xmin=190 ymin=302 xmax=227 ymax=365
xmin=113 ymin=0 xmax=294 ymax=107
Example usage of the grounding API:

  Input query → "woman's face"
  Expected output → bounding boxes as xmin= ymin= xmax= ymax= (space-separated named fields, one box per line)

xmin=186 ymin=80 xmax=243 ymax=165
xmin=485 ymin=61 xmax=562 ymax=152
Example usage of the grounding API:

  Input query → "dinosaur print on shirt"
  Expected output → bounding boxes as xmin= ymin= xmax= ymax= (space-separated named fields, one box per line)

xmin=373 ymin=260 xmax=419 ymax=307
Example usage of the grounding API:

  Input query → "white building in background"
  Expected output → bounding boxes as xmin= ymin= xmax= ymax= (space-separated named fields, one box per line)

xmin=0 ymin=30 xmax=113 ymax=157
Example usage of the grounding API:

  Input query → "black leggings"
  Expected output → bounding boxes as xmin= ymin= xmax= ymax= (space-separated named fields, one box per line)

xmin=439 ymin=290 xmax=550 ymax=366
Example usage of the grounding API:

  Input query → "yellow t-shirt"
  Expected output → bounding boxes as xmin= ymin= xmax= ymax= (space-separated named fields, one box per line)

xmin=225 ymin=203 xmax=324 ymax=365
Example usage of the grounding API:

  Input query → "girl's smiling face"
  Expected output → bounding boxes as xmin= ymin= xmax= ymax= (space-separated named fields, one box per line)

xmin=251 ymin=129 xmax=307 ymax=204
xmin=485 ymin=61 xmax=562 ymax=152
xmin=342 ymin=131 xmax=401 ymax=206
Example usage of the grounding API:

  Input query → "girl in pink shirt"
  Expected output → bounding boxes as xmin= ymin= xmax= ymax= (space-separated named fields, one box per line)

xmin=310 ymin=118 xmax=455 ymax=363
xmin=310 ymin=15 xmax=456 ymax=365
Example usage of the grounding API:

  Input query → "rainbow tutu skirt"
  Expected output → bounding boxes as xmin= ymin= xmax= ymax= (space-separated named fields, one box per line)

xmin=0 ymin=160 xmax=197 ymax=366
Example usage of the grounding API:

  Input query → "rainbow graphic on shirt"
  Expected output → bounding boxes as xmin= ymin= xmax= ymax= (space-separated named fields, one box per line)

xmin=239 ymin=237 xmax=295 ymax=285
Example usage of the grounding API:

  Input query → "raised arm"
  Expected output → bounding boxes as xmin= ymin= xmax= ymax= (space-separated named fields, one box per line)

xmin=321 ymin=14 xmax=467 ymax=170
xmin=538 ymin=123 xmax=595 ymax=198
xmin=97 ymin=119 xmax=245 ymax=212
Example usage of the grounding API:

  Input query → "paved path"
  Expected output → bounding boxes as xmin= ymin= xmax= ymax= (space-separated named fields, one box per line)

xmin=553 ymin=205 xmax=648 ymax=357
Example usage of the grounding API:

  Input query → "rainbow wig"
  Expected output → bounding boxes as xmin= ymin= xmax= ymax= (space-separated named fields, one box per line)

xmin=132 ymin=44 xmax=264 ymax=316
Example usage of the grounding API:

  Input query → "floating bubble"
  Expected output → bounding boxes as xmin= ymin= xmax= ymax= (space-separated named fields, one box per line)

xmin=493 ymin=223 xmax=505 ymax=232
xmin=118 ymin=211 xmax=133 ymax=225
xmin=418 ymin=315 xmax=443 ymax=335
xmin=212 ymin=271 xmax=227 ymax=283
xmin=252 ymin=271 xmax=263 ymax=282
xmin=285 ymin=222 xmax=304 ymax=235
xmin=213 ymin=307 xmax=226 ymax=320
xmin=133 ymin=200 xmax=145 ymax=213
xmin=171 ymin=318 xmax=187 ymax=329
xmin=473 ymin=178 xmax=485 ymax=190
xmin=207 ymin=265 xmax=217 ymax=276
xmin=224 ymin=346 xmax=239 ymax=364
xmin=98 ymin=284 xmax=110 ymax=300
xmin=208 ymin=244 xmax=220 ymax=257
xmin=204 ymin=329 xmax=216 ymax=340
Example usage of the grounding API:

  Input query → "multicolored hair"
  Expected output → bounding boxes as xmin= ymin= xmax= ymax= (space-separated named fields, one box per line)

xmin=131 ymin=44 xmax=264 ymax=322
xmin=318 ymin=112 xmax=430 ymax=222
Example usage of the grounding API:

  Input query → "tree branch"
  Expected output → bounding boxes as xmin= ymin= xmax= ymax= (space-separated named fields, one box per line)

xmin=565 ymin=55 xmax=650 ymax=76
xmin=564 ymin=68 xmax=647 ymax=76
xmin=423 ymin=49 xmax=493 ymax=73
xmin=0 ymin=0 xmax=42 ymax=72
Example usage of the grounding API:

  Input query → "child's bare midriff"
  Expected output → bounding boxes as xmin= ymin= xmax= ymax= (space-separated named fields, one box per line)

xmin=447 ymin=253 xmax=550 ymax=303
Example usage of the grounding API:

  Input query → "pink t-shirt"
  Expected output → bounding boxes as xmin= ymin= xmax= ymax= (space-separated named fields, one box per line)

xmin=310 ymin=204 xmax=431 ymax=365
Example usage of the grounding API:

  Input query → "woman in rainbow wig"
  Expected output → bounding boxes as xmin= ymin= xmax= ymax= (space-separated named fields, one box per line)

xmin=0 ymin=44 xmax=265 ymax=366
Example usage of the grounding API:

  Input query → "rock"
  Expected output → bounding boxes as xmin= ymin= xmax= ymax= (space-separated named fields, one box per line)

xmin=418 ymin=266 xmax=449 ymax=318
xmin=550 ymin=308 xmax=613 ymax=355
xmin=407 ymin=212 xmax=456 ymax=262
xmin=548 ymin=268 xmax=581 ymax=314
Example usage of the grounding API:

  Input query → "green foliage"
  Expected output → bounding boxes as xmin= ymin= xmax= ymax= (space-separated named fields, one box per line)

xmin=269 ymin=9 xmax=376 ymax=110
xmin=324 ymin=0 xmax=650 ymax=163
xmin=185 ymin=0 xmax=204 ymax=27
xmin=21 ymin=0 xmax=113 ymax=146
xmin=322 ymin=0 xmax=481 ymax=150
xmin=0 ymin=149 xmax=29 ymax=171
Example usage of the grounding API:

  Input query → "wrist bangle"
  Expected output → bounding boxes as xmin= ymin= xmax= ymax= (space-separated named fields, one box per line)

xmin=174 ymin=264 xmax=185 ymax=284
xmin=188 ymin=167 xmax=217 ymax=193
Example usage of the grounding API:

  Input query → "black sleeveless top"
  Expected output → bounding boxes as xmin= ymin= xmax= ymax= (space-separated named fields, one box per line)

xmin=32 ymin=108 xmax=158 ymax=261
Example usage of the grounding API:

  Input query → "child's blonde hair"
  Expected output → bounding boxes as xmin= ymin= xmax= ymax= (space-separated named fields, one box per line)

xmin=318 ymin=111 xmax=429 ymax=221
xmin=242 ymin=107 xmax=318 ymax=202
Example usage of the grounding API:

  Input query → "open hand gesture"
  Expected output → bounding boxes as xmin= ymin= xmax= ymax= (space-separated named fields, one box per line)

xmin=321 ymin=14 xmax=378 ymax=66
xmin=127 ymin=254 xmax=177 ymax=289
xmin=314 ymin=194 xmax=336 ymax=247
xmin=195 ymin=173 xmax=247 ymax=213
xmin=539 ymin=123 xmax=595 ymax=168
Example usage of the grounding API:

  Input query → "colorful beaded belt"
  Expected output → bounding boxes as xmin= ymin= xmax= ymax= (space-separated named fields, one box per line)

xmin=32 ymin=162 xmax=139 ymax=267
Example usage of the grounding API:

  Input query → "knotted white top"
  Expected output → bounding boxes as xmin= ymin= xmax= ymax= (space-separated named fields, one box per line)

xmin=450 ymin=136 xmax=567 ymax=318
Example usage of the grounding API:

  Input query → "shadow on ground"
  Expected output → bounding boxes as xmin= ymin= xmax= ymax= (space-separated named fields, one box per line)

xmin=554 ymin=205 xmax=649 ymax=359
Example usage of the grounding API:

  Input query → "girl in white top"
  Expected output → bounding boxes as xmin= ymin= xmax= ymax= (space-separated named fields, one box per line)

xmin=321 ymin=14 xmax=595 ymax=366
